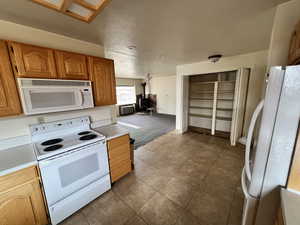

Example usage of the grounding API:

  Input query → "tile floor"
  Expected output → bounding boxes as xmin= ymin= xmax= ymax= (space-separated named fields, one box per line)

xmin=60 ymin=131 xmax=245 ymax=225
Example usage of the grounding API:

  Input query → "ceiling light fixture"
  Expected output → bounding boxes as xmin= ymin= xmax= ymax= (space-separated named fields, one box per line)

xmin=208 ymin=54 xmax=222 ymax=63
xmin=128 ymin=45 xmax=137 ymax=50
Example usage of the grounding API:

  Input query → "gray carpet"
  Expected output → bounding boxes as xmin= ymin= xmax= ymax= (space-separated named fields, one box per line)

xmin=117 ymin=113 xmax=176 ymax=149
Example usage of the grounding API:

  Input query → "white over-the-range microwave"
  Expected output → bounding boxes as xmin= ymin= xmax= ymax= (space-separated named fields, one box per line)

xmin=17 ymin=78 xmax=94 ymax=115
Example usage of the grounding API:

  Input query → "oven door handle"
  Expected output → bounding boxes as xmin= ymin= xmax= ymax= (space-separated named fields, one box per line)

xmin=38 ymin=141 xmax=106 ymax=168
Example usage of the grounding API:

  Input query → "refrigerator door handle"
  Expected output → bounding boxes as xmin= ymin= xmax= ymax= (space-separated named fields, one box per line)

xmin=245 ymin=100 xmax=264 ymax=181
xmin=241 ymin=167 xmax=258 ymax=225
xmin=242 ymin=167 xmax=251 ymax=198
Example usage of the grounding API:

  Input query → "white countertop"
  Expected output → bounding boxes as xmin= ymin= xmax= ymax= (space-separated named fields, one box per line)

xmin=0 ymin=144 xmax=37 ymax=177
xmin=281 ymin=188 xmax=300 ymax=225
xmin=94 ymin=124 xmax=130 ymax=141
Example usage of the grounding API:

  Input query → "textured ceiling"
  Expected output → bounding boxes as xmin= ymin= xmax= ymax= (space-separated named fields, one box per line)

xmin=0 ymin=0 xmax=288 ymax=77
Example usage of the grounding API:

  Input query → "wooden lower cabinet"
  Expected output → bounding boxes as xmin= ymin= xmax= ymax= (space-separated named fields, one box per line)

xmin=288 ymin=131 xmax=300 ymax=191
xmin=107 ymin=135 xmax=132 ymax=183
xmin=0 ymin=167 xmax=48 ymax=225
xmin=274 ymin=207 xmax=285 ymax=225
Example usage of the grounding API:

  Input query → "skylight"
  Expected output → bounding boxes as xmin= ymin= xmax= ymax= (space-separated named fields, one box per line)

xmin=31 ymin=0 xmax=110 ymax=23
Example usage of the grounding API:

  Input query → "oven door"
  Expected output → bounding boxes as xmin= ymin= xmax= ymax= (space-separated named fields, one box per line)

xmin=39 ymin=141 xmax=109 ymax=206
xmin=20 ymin=87 xmax=85 ymax=115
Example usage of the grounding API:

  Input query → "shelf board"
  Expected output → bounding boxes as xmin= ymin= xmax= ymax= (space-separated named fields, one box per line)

xmin=191 ymin=91 xmax=214 ymax=94
xmin=217 ymin=91 xmax=234 ymax=94
xmin=189 ymin=106 xmax=212 ymax=110
xmin=219 ymin=80 xmax=235 ymax=83
xmin=217 ymin=108 xmax=233 ymax=111
xmin=189 ymin=113 xmax=212 ymax=119
xmin=216 ymin=116 xmax=232 ymax=121
xmin=189 ymin=114 xmax=231 ymax=121
xmin=190 ymin=98 xmax=233 ymax=101
xmin=190 ymin=81 xmax=216 ymax=85
xmin=217 ymin=98 xmax=234 ymax=101
xmin=189 ymin=106 xmax=233 ymax=112
xmin=190 ymin=97 xmax=214 ymax=100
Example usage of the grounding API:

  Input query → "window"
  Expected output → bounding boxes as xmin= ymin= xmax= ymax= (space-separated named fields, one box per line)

xmin=116 ymin=86 xmax=136 ymax=105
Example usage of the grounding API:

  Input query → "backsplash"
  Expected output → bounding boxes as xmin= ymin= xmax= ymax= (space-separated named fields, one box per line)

xmin=0 ymin=106 xmax=116 ymax=141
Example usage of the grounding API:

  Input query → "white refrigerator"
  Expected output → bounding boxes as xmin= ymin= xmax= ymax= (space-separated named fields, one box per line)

xmin=242 ymin=65 xmax=300 ymax=225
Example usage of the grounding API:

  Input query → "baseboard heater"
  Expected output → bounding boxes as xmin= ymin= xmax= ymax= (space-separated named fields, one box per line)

xmin=119 ymin=104 xmax=135 ymax=116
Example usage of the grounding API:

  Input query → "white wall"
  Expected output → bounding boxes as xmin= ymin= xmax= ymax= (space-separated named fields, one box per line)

xmin=150 ymin=75 xmax=177 ymax=115
xmin=268 ymin=0 xmax=300 ymax=67
xmin=0 ymin=20 xmax=116 ymax=140
xmin=0 ymin=20 xmax=104 ymax=56
xmin=176 ymin=50 xmax=268 ymax=133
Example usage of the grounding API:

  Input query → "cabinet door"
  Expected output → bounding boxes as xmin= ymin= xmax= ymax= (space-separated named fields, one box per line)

xmin=107 ymin=135 xmax=132 ymax=183
xmin=0 ymin=180 xmax=48 ymax=225
xmin=288 ymin=21 xmax=300 ymax=65
xmin=0 ymin=41 xmax=22 ymax=117
xmin=55 ymin=50 xmax=89 ymax=80
xmin=88 ymin=57 xmax=117 ymax=106
xmin=9 ymin=42 xmax=57 ymax=79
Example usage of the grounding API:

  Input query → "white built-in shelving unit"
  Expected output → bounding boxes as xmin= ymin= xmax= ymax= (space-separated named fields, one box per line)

xmin=188 ymin=69 xmax=250 ymax=145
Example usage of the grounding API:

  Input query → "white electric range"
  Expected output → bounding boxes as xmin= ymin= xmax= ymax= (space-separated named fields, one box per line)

xmin=30 ymin=116 xmax=111 ymax=225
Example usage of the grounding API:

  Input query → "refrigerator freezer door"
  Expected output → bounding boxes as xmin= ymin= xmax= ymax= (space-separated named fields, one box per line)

xmin=241 ymin=167 xmax=258 ymax=225
xmin=248 ymin=67 xmax=285 ymax=197
xmin=255 ymin=65 xmax=300 ymax=225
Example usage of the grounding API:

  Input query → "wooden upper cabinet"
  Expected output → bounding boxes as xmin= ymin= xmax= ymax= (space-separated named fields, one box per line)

xmin=55 ymin=50 xmax=89 ymax=80
xmin=288 ymin=20 xmax=300 ymax=65
xmin=0 ymin=41 xmax=22 ymax=117
xmin=88 ymin=56 xmax=117 ymax=106
xmin=9 ymin=41 xmax=57 ymax=79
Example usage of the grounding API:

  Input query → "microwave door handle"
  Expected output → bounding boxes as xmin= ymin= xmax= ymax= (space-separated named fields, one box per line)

xmin=245 ymin=100 xmax=264 ymax=181
xmin=78 ymin=90 xmax=84 ymax=106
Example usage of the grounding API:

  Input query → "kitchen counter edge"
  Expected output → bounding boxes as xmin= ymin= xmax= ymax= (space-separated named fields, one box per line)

xmin=93 ymin=124 xmax=130 ymax=141
xmin=0 ymin=144 xmax=38 ymax=177
xmin=281 ymin=188 xmax=300 ymax=225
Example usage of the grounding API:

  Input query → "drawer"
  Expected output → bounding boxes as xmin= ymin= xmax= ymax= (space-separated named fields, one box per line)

xmin=0 ymin=166 xmax=39 ymax=193
xmin=108 ymin=144 xmax=130 ymax=160
xmin=110 ymin=161 xmax=132 ymax=182
xmin=108 ymin=135 xmax=129 ymax=149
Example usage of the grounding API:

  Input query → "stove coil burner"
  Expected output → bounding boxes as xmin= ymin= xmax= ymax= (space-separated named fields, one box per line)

xmin=44 ymin=144 xmax=63 ymax=152
xmin=78 ymin=131 xmax=92 ymax=135
xmin=79 ymin=134 xmax=98 ymax=141
xmin=41 ymin=138 xmax=63 ymax=146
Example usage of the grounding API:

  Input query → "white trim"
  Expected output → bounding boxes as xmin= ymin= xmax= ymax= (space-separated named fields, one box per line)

xmin=211 ymin=82 xmax=218 ymax=135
